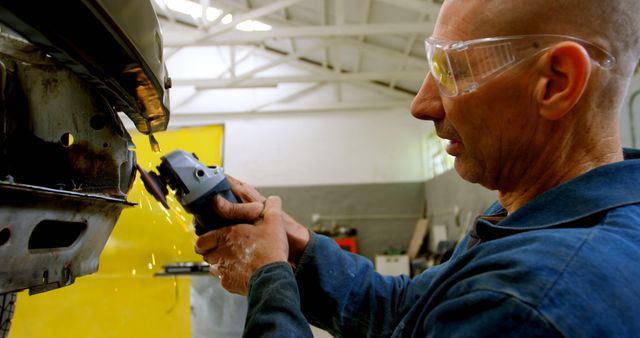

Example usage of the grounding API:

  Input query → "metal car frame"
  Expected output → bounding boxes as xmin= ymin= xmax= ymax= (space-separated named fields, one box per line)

xmin=0 ymin=1 xmax=170 ymax=335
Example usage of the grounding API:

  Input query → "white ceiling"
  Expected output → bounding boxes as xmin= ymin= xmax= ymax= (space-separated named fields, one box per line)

xmin=152 ymin=0 xmax=443 ymax=125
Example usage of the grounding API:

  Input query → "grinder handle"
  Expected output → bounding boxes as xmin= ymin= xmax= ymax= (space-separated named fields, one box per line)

xmin=184 ymin=177 xmax=239 ymax=235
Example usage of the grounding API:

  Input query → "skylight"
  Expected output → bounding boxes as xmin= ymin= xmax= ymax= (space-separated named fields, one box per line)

xmin=220 ymin=13 xmax=233 ymax=25
xmin=236 ymin=20 xmax=272 ymax=32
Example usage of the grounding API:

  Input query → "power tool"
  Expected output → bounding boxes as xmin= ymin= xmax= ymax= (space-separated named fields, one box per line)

xmin=136 ymin=150 xmax=238 ymax=234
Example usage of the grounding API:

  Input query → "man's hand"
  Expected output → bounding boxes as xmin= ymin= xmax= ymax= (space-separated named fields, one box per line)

xmin=196 ymin=196 xmax=288 ymax=295
xmin=211 ymin=175 xmax=310 ymax=266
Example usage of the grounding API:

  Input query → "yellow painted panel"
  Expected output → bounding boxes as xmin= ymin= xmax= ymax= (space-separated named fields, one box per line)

xmin=10 ymin=125 xmax=225 ymax=338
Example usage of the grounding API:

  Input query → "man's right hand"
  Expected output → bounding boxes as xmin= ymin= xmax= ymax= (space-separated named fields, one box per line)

xmin=211 ymin=175 xmax=311 ymax=267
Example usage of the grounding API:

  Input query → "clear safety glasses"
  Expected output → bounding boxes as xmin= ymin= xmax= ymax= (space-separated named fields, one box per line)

xmin=425 ymin=34 xmax=616 ymax=97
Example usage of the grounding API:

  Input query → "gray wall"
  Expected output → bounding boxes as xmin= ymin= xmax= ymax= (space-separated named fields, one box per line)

xmin=259 ymin=182 xmax=425 ymax=260
xmin=259 ymin=174 xmax=496 ymax=260
xmin=424 ymin=170 xmax=497 ymax=242
xmin=621 ymin=74 xmax=640 ymax=148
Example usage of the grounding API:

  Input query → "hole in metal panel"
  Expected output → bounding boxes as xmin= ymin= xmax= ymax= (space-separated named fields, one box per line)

xmin=90 ymin=114 xmax=107 ymax=130
xmin=60 ymin=132 xmax=74 ymax=147
xmin=0 ymin=228 xmax=9 ymax=246
xmin=28 ymin=220 xmax=86 ymax=250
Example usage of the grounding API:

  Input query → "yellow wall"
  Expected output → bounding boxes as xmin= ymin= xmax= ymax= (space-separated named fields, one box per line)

xmin=10 ymin=125 xmax=225 ymax=338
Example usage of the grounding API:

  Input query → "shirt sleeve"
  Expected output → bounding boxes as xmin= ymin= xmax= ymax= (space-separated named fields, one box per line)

xmin=244 ymin=262 xmax=313 ymax=338
xmin=294 ymin=233 xmax=444 ymax=338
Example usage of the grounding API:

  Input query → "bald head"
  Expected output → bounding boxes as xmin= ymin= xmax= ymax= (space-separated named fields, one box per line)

xmin=439 ymin=0 xmax=640 ymax=76
xmin=432 ymin=0 xmax=640 ymax=129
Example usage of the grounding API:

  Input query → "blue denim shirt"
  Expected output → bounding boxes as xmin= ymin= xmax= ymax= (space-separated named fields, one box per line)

xmin=246 ymin=149 xmax=640 ymax=337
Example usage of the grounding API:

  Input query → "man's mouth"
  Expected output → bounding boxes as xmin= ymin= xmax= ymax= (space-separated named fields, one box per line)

xmin=445 ymin=139 xmax=463 ymax=156
xmin=434 ymin=123 xmax=462 ymax=156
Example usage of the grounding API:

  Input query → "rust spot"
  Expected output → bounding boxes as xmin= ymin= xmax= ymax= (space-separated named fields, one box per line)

xmin=41 ymin=75 xmax=60 ymax=94
xmin=67 ymin=141 xmax=119 ymax=189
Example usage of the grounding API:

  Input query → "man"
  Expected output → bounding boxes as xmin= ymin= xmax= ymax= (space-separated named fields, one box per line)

xmin=196 ymin=0 xmax=640 ymax=336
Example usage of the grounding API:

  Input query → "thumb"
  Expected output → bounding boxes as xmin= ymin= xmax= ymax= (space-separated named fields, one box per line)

xmin=259 ymin=196 xmax=283 ymax=229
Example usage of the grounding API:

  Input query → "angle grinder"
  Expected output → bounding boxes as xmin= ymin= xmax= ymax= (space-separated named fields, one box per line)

xmin=136 ymin=149 xmax=238 ymax=234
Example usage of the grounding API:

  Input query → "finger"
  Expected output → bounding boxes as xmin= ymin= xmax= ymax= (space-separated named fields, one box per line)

xmin=227 ymin=175 xmax=265 ymax=203
xmin=259 ymin=196 xmax=283 ymax=229
xmin=209 ymin=263 xmax=222 ymax=279
xmin=212 ymin=194 xmax=264 ymax=221
xmin=195 ymin=229 xmax=227 ymax=254
xmin=202 ymin=242 xmax=234 ymax=262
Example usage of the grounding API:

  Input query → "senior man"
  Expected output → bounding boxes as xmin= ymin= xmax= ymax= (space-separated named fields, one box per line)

xmin=196 ymin=0 xmax=640 ymax=336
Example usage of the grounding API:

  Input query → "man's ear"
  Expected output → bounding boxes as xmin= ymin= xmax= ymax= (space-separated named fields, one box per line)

xmin=534 ymin=42 xmax=591 ymax=120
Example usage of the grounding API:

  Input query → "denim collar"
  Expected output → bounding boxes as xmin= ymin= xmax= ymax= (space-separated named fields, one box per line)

xmin=475 ymin=148 xmax=640 ymax=240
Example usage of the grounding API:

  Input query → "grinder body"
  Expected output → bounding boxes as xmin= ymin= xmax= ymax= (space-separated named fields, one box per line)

xmin=154 ymin=150 xmax=238 ymax=234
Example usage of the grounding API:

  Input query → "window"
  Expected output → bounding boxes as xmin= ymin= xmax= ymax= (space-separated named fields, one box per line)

xmin=422 ymin=130 xmax=454 ymax=179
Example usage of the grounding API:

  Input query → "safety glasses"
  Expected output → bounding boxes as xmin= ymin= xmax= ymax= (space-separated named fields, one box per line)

xmin=425 ymin=34 xmax=616 ymax=97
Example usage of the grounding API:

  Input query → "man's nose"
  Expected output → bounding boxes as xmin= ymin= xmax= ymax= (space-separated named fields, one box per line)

xmin=410 ymin=73 xmax=445 ymax=121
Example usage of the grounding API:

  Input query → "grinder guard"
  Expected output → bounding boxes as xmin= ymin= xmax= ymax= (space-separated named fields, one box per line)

xmin=139 ymin=150 xmax=239 ymax=235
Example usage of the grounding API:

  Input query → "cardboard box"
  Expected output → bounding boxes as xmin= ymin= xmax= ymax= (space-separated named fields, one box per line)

xmin=375 ymin=255 xmax=410 ymax=276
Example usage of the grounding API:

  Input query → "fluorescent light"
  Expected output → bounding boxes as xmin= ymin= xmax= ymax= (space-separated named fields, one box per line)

xmin=206 ymin=7 xmax=222 ymax=21
xmin=160 ymin=1 xmax=271 ymax=32
xmin=164 ymin=0 xmax=202 ymax=18
xmin=163 ymin=0 xmax=222 ymax=21
xmin=221 ymin=13 xmax=233 ymax=24
xmin=236 ymin=20 xmax=272 ymax=32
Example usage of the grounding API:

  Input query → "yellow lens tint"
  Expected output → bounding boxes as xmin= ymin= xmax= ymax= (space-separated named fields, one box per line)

xmin=430 ymin=50 xmax=456 ymax=96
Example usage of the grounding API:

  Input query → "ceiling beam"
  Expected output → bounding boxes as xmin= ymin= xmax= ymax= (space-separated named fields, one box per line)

xmin=172 ymin=71 xmax=424 ymax=88
xmin=254 ymin=47 xmax=421 ymax=97
xmin=355 ymin=0 xmax=373 ymax=72
xmin=224 ymin=40 xmax=334 ymax=87
xmin=158 ymin=20 xmax=427 ymax=69
xmin=246 ymin=46 xmax=419 ymax=98
xmin=164 ymin=22 xmax=435 ymax=46
xmin=215 ymin=45 xmax=258 ymax=78
xmin=375 ymin=0 xmax=436 ymax=15
xmin=390 ymin=11 xmax=428 ymax=88
xmin=335 ymin=0 xmax=345 ymax=25
xmin=249 ymin=83 xmax=322 ymax=112
xmin=333 ymin=0 xmax=345 ymax=102
xmin=334 ymin=38 xmax=426 ymax=69
xmin=172 ymin=99 xmax=410 ymax=116
xmin=165 ymin=28 xmax=428 ymax=68
xmin=194 ymin=0 xmax=305 ymax=41
xmin=196 ymin=0 xmax=211 ymax=28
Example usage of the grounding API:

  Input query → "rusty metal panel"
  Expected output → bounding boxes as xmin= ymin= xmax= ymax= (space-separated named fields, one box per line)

xmin=0 ymin=32 xmax=135 ymax=197
xmin=0 ymin=183 xmax=131 ymax=294
xmin=0 ymin=31 xmax=138 ymax=294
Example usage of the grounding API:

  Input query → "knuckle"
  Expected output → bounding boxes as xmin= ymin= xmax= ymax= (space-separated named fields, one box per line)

xmin=216 ymin=201 xmax=232 ymax=216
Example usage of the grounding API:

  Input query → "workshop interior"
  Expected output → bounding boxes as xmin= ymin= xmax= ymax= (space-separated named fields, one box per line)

xmin=0 ymin=1 xmax=639 ymax=337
